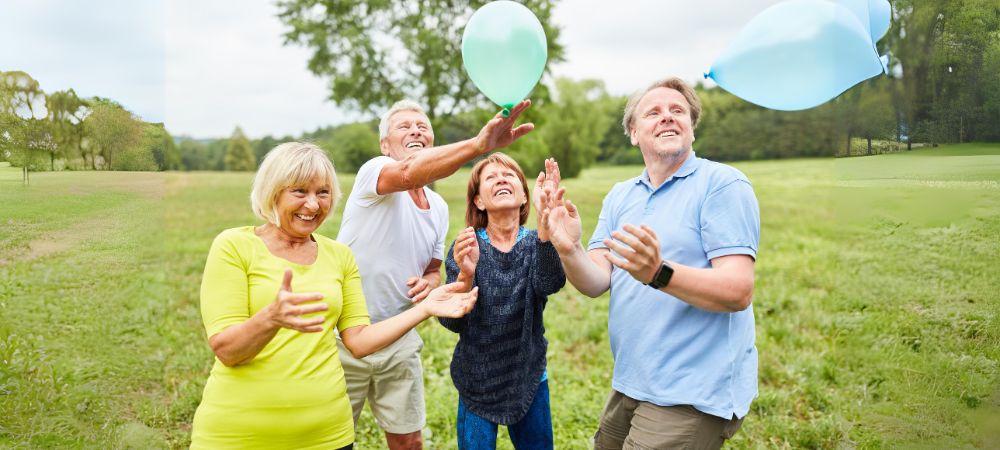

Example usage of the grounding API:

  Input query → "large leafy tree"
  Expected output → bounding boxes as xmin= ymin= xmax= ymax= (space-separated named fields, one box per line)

xmin=84 ymin=100 xmax=144 ymax=170
xmin=277 ymin=0 xmax=564 ymax=122
xmin=0 ymin=71 xmax=48 ymax=184
xmin=45 ymin=89 xmax=88 ymax=170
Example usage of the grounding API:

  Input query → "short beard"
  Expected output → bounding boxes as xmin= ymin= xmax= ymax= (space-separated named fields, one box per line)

xmin=653 ymin=145 xmax=689 ymax=167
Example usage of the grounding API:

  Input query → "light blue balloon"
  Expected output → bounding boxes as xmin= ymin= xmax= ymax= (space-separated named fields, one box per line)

xmin=462 ymin=1 xmax=547 ymax=112
xmin=707 ymin=0 xmax=885 ymax=111
xmin=868 ymin=0 xmax=892 ymax=42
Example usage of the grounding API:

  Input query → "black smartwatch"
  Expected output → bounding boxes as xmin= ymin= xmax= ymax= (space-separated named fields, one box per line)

xmin=647 ymin=261 xmax=674 ymax=289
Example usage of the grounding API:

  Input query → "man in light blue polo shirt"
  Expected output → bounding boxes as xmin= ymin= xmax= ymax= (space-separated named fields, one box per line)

xmin=541 ymin=77 xmax=760 ymax=449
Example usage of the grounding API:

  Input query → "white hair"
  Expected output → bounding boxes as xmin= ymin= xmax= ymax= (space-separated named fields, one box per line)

xmin=250 ymin=142 xmax=340 ymax=227
xmin=378 ymin=99 xmax=430 ymax=139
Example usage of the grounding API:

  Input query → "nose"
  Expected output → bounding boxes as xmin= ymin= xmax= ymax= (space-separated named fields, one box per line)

xmin=305 ymin=195 xmax=319 ymax=210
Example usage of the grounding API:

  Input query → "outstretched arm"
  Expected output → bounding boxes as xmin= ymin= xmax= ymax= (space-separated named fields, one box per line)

xmin=340 ymin=283 xmax=478 ymax=358
xmin=377 ymin=100 xmax=534 ymax=194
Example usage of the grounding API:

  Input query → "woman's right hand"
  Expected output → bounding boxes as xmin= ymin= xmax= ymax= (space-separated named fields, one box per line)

xmin=268 ymin=269 xmax=329 ymax=332
xmin=454 ymin=227 xmax=480 ymax=277
xmin=542 ymin=187 xmax=583 ymax=254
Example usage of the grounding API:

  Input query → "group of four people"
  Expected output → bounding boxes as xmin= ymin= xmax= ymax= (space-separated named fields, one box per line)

xmin=190 ymin=76 xmax=761 ymax=450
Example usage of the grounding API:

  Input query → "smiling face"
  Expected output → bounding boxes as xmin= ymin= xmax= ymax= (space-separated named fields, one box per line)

xmin=473 ymin=162 xmax=528 ymax=214
xmin=380 ymin=110 xmax=434 ymax=160
xmin=629 ymin=87 xmax=695 ymax=160
xmin=275 ymin=175 xmax=333 ymax=239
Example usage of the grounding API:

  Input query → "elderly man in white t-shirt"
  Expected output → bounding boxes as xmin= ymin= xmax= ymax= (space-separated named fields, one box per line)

xmin=336 ymin=99 xmax=533 ymax=450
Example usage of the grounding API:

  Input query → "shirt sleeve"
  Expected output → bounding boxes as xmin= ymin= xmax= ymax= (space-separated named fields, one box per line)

xmin=200 ymin=231 xmax=251 ymax=338
xmin=439 ymin=240 xmax=468 ymax=333
xmin=434 ymin=197 xmax=449 ymax=261
xmin=532 ymin=237 xmax=566 ymax=297
xmin=351 ymin=156 xmax=393 ymax=208
xmin=336 ymin=247 xmax=371 ymax=331
xmin=587 ymin=188 xmax=616 ymax=251
xmin=700 ymin=179 xmax=760 ymax=260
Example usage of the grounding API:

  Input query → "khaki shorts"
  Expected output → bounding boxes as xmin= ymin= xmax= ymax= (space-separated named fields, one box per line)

xmin=337 ymin=329 xmax=426 ymax=434
xmin=593 ymin=389 xmax=744 ymax=450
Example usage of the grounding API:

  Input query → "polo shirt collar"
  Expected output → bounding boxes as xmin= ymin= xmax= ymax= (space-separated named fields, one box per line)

xmin=635 ymin=150 xmax=701 ymax=190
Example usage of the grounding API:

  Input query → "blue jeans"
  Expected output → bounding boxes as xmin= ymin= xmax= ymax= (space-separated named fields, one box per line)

xmin=457 ymin=380 xmax=553 ymax=450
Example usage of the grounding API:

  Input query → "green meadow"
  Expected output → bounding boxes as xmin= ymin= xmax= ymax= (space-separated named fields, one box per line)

xmin=1 ymin=145 xmax=998 ymax=449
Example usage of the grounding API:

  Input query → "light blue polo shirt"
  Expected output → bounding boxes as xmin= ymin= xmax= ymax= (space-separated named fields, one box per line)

xmin=587 ymin=151 xmax=760 ymax=419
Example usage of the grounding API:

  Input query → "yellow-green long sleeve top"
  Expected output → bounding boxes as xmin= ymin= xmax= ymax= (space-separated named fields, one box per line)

xmin=191 ymin=226 xmax=370 ymax=449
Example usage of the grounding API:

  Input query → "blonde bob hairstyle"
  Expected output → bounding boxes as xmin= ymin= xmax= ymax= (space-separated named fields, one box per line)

xmin=621 ymin=77 xmax=703 ymax=136
xmin=250 ymin=142 xmax=340 ymax=227
xmin=465 ymin=152 xmax=530 ymax=229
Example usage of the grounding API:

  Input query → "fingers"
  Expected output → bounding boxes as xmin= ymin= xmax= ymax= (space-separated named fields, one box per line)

xmin=407 ymin=279 xmax=427 ymax=297
xmin=622 ymin=224 xmax=657 ymax=247
xmin=285 ymin=291 xmax=324 ymax=305
xmin=506 ymin=99 xmax=531 ymax=121
xmin=603 ymin=251 xmax=633 ymax=272
xmin=535 ymin=170 xmax=545 ymax=189
xmin=281 ymin=268 xmax=293 ymax=292
xmin=411 ymin=287 xmax=430 ymax=304
xmin=511 ymin=123 xmax=534 ymax=140
xmin=297 ymin=302 xmax=329 ymax=316
xmin=290 ymin=316 xmax=326 ymax=333
xmin=565 ymin=199 xmax=578 ymax=217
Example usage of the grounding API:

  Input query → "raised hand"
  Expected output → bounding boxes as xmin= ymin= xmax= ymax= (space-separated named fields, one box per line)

xmin=454 ymin=227 xmax=480 ymax=279
xmin=406 ymin=276 xmax=432 ymax=304
xmin=474 ymin=99 xmax=534 ymax=153
xmin=543 ymin=187 xmax=583 ymax=254
xmin=419 ymin=282 xmax=479 ymax=318
xmin=602 ymin=224 xmax=662 ymax=284
xmin=268 ymin=269 xmax=328 ymax=332
xmin=534 ymin=158 xmax=561 ymax=241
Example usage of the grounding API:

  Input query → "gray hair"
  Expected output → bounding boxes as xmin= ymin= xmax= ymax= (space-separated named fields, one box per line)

xmin=250 ymin=142 xmax=340 ymax=227
xmin=622 ymin=77 xmax=702 ymax=136
xmin=378 ymin=100 xmax=430 ymax=139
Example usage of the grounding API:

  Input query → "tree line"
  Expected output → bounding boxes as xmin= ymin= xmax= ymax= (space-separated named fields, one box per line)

xmin=3 ymin=0 xmax=996 ymax=183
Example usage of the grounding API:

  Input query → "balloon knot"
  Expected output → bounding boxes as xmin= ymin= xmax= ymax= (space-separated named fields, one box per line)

xmin=502 ymin=108 xmax=511 ymax=117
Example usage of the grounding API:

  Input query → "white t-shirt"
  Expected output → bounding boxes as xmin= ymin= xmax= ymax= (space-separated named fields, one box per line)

xmin=337 ymin=156 xmax=449 ymax=323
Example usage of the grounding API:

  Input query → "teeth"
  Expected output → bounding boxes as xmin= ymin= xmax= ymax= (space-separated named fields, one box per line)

xmin=496 ymin=189 xmax=512 ymax=196
xmin=295 ymin=214 xmax=316 ymax=221
xmin=657 ymin=131 xmax=678 ymax=137
xmin=406 ymin=142 xmax=424 ymax=149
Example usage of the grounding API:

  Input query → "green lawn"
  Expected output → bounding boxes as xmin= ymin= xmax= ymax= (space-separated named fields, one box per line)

xmin=1 ymin=144 xmax=998 ymax=449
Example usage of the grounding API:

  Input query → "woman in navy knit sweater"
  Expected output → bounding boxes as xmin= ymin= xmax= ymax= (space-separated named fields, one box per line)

xmin=440 ymin=153 xmax=566 ymax=450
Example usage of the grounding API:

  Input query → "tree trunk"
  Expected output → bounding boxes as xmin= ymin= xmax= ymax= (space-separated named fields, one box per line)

xmin=22 ymin=166 xmax=28 ymax=186
xmin=867 ymin=137 xmax=872 ymax=155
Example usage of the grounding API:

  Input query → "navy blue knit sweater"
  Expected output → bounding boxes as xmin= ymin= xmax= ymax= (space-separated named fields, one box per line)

xmin=440 ymin=229 xmax=566 ymax=425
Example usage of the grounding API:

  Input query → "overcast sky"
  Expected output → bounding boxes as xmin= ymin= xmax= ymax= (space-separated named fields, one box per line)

xmin=1 ymin=0 xmax=782 ymax=139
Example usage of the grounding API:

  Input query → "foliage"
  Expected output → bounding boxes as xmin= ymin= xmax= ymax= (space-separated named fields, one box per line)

xmin=145 ymin=123 xmax=180 ymax=171
xmin=315 ymin=122 xmax=380 ymax=172
xmin=277 ymin=0 xmax=564 ymax=124
xmin=223 ymin=127 xmax=256 ymax=172
xmin=83 ymin=100 xmax=145 ymax=170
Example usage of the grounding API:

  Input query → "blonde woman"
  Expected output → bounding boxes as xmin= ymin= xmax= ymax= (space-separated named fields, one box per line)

xmin=191 ymin=142 xmax=477 ymax=449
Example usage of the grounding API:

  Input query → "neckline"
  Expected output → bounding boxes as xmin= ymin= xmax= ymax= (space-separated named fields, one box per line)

xmin=251 ymin=226 xmax=320 ymax=267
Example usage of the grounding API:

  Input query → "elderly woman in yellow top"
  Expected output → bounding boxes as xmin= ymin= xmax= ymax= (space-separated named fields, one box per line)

xmin=191 ymin=142 xmax=478 ymax=449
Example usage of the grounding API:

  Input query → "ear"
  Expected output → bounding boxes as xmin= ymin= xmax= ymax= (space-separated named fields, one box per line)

xmin=474 ymin=194 xmax=485 ymax=211
xmin=379 ymin=138 xmax=390 ymax=156
xmin=629 ymin=128 xmax=638 ymax=147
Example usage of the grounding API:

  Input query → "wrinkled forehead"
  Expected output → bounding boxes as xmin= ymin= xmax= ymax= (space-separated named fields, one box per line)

xmin=389 ymin=110 xmax=432 ymax=128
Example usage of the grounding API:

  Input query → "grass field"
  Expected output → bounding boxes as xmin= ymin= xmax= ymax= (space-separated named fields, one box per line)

xmin=1 ymin=144 xmax=998 ymax=449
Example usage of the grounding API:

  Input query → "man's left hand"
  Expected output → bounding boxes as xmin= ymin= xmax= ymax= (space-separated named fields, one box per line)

xmin=407 ymin=276 xmax=432 ymax=303
xmin=602 ymin=224 xmax=662 ymax=285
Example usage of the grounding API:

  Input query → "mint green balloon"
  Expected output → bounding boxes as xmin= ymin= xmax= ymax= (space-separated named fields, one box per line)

xmin=462 ymin=1 xmax=547 ymax=113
